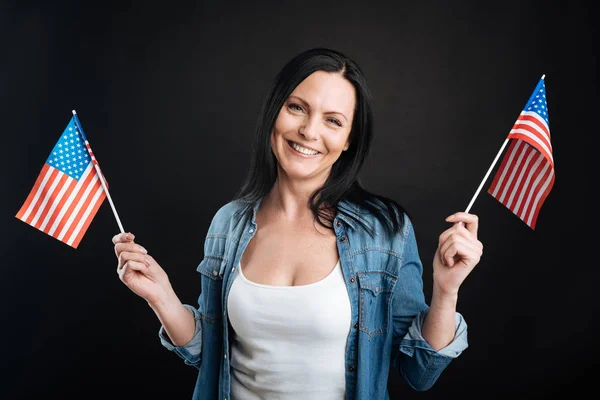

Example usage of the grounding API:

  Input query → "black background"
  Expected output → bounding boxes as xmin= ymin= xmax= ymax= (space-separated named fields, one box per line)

xmin=1 ymin=1 xmax=596 ymax=399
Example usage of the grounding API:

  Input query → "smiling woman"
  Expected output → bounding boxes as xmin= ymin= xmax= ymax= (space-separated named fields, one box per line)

xmin=272 ymin=71 xmax=354 ymax=184
xmin=112 ymin=47 xmax=483 ymax=400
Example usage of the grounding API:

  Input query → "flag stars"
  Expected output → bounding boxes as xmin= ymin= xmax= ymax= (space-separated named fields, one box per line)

xmin=46 ymin=121 xmax=93 ymax=177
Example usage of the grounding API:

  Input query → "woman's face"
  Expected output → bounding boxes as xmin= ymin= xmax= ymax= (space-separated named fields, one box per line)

xmin=271 ymin=70 xmax=355 ymax=183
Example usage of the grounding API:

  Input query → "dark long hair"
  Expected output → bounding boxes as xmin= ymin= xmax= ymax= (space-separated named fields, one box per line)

xmin=233 ymin=47 xmax=409 ymax=236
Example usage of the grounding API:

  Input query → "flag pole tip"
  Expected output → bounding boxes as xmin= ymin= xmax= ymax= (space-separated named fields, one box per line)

xmin=72 ymin=110 xmax=77 ymax=115
xmin=541 ymin=74 xmax=545 ymax=80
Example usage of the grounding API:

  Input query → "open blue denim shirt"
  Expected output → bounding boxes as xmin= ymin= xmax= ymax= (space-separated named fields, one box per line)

xmin=158 ymin=198 xmax=468 ymax=400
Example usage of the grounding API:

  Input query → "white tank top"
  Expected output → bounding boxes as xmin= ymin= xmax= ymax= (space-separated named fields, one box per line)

xmin=227 ymin=258 xmax=351 ymax=400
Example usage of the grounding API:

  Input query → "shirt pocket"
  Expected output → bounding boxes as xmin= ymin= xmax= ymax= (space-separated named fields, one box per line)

xmin=357 ymin=271 xmax=397 ymax=338
xmin=196 ymin=256 xmax=227 ymax=323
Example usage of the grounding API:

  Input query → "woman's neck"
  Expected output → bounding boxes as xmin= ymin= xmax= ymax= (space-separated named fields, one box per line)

xmin=266 ymin=170 xmax=327 ymax=223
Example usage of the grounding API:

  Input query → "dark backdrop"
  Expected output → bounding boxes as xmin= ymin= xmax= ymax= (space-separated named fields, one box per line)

xmin=1 ymin=1 xmax=596 ymax=399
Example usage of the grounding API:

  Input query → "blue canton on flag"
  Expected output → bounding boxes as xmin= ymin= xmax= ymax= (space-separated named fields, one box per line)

xmin=46 ymin=118 xmax=91 ymax=180
xmin=524 ymin=81 xmax=549 ymax=125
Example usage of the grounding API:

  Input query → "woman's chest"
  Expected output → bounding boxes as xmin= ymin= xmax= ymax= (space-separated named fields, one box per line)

xmin=239 ymin=224 xmax=340 ymax=287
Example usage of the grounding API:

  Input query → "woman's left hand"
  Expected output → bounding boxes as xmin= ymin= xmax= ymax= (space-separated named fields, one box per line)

xmin=432 ymin=212 xmax=483 ymax=296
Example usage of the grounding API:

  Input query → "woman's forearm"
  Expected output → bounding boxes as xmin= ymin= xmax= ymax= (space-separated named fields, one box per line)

xmin=149 ymin=288 xmax=196 ymax=347
xmin=421 ymin=286 xmax=458 ymax=351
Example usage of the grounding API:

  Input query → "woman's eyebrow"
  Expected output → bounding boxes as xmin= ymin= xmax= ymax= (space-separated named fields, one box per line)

xmin=288 ymin=95 xmax=348 ymax=122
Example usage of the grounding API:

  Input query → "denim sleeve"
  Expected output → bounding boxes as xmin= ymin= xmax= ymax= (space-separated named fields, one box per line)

xmin=391 ymin=214 xmax=469 ymax=391
xmin=158 ymin=304 xmax=203 ymax=367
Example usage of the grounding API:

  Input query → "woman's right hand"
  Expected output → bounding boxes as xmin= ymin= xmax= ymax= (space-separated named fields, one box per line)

xmin=112 ymin=232 xmax=172 ymax=306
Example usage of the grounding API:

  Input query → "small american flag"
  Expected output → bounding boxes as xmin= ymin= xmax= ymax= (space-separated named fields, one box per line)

xmin=487 ymin=77 xmax=554 ymax=229
xmin=16 ymin=115 xmax=107 ymax=248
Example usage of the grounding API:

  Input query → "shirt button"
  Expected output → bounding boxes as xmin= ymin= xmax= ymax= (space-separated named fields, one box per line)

xmin=224 ymin=354 xmax=227 ymax=359
xmin=340 ymin=236 xmax=346 ymax=242
xmin=354 ymin=322 xmax=359 ymax=329
xmin=348 ymin=366 xmax=355 ymax=372
xmin=212 ymin=270 xmax=218 ymax=276
xmin=350 ymin=277 xmax=355 ymax=283
xmin=336 ymin=220 xmax=341 ymax=227
xmin=249 ymin=228 xmax=254 ymax=233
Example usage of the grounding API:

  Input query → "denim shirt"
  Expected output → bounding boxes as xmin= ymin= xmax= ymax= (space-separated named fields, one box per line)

xmin=158 ymin=197 xmax=468 ymax=400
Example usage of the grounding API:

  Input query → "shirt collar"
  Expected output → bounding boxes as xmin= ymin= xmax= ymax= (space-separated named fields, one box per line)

xmin=243 ymin=196 xmax=360 ymax=230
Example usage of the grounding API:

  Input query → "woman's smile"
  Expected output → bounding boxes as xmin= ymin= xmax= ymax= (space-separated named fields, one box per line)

xmin=286 ymin=140 xmax=321 ymax=157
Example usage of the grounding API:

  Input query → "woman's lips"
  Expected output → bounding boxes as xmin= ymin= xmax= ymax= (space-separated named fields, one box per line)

xmin=287 ymin=140 xmax=320 ymax=157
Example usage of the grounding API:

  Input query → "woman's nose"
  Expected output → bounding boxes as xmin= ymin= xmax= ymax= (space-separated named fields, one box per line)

xmin=299 ymin=118 xmax=319 ymax=140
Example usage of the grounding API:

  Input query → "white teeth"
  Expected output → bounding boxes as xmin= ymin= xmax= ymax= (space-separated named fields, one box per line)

xmin=290 ymin=141 xmax=319 ymax=155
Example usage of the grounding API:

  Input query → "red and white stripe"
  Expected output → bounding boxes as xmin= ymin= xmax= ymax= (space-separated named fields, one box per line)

xmin=487 ymin=139 xmax=555 ymax=229
xmin=16 ymin=162 xmax=107 ymax=248
xmin=507 ymin=110 xmax=553 ymax=166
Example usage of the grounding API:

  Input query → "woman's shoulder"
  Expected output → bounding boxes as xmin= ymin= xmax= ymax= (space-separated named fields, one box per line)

xmin=339 ymin=194 xmax=411 ymax=239
xmin=214 ymin=199 xmax=249 ymax=219
xmin=206 ymin=198 xmax=255 ymax=233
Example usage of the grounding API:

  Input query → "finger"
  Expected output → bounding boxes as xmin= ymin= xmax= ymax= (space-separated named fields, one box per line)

xmin=438 ymin=223 xmax=473 ymax=249
xmin=123 ymin=260 xmax=149 ymax=274
xmin=446 ymin=213 xmax=479 ymax=239
xmin=115 ymin=242 xmax=148 ymax=257
xmin=112 ymin=232 xmax=135 ymax=245
xmin=441 ymin=242 xmax=459 ymax=268
xmin=144 ymin=254 xmax=160 ymax=272
xmin=117 ymin=251 xmax=150 ymax=271
xmin=440 ymin=238 xmax=481 ymax=268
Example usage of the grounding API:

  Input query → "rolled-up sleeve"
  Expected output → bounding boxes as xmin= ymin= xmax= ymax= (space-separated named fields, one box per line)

xmin=158 ymin=304 xmax=203 ymax=367
xmin=400 ymin=309 xmax=468 ymax=358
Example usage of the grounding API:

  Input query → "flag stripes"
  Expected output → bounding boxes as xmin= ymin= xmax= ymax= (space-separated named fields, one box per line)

xmin=16 ymin=162 xmax=107 ymax=248
xmin=507 ymin=111 xmax=553 ymax=165
xmin=487 ymin=140 xmax=555 ymax=229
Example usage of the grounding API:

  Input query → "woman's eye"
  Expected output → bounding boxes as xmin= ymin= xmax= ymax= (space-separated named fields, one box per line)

xmin=289 ymin=103 xmax=303 ymax=112
xmin=328 ymin=118 xmax=342 ymax=127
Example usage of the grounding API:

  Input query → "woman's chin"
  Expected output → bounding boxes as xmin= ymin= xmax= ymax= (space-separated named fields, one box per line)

xmin=279 ymin=163 xmax=331 ymax=183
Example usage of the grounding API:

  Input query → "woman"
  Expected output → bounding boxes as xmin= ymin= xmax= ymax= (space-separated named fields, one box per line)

xmin=112 ymin=47 xmax=483 ymax=400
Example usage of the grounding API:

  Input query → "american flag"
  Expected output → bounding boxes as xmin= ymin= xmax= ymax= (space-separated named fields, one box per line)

xmin=487 ymin=77 xmax=554 ymax=229
xmin=16 ymin=115 xmax=107 ymax=248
